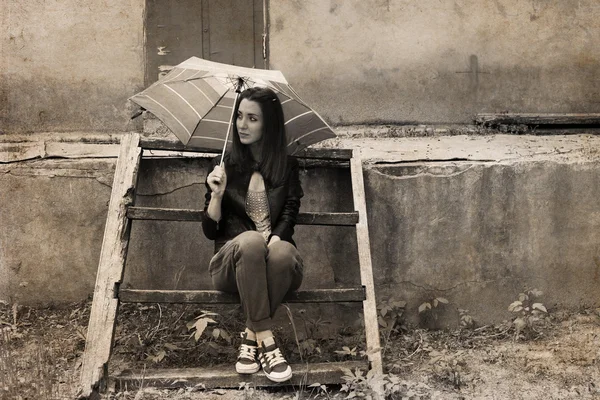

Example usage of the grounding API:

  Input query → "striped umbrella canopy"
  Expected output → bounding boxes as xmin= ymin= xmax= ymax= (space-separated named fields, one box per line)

xmin=129 ymin=57 xmax=336 ymax=155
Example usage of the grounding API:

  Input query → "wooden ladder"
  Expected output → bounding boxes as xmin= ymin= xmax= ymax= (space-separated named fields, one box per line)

xmin=77 ymin=133 xmax=382 ymax=398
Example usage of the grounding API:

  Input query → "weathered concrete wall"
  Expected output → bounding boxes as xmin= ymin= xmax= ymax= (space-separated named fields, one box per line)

xmin=367 ymin=161 xmax=600 ymax=324
xmin=0 ymin=158 xmax=116 ymax=302
xmin=2 ymin=134 xmax=599 ymax=326
xmin=2 ymin=1 xmax=599 ymax=132
xmin=269 ymin=0 xmax=600 ymax=124
xmin=0 ymin=0 xmax=145 ymax=133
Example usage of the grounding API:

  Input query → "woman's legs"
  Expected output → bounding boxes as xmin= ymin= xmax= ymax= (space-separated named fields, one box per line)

xmin=209 ymin=231 xmax=303 ymax=332
xmin=265 ymin=240 xmax=303 ymax=318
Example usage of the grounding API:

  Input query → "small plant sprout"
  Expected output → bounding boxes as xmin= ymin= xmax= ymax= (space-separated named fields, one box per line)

xmin=377 ymin=297 xmax=406 ymax=331
xmin=377 ymin=296 xmax=406 ymax=356
xmin=340 ymin=368 xmax=383 ymax=399
xmin=211 ymin=327 xmax=232 ymax=344
xmin=419 ymin=297 xmax=449 ymax=313
xmin=147 ymin=348 xmax=166 ymax=363
xmin=298 ymin=338 xmax=321 ymax=357
xmin=238 ymin=382 xmax=255 ymax=399
xmin=341 ymin=368 xmax=425 ymax=399
xmin=508 ymin=288 xmax=548 ymax=340
xmin=186 ymin=310 xmax=219 ymax=341
xmin=458 ymin=309 xmax=475 ymax=329
xmin=428 ymin=349 xmax=465 ymax=389
xmin=419 ymin=296 xmax=449 ymax=329
xmin=334 ymin=346 xmax=357 ymax=358
xmin=308 ymin=382 xmax=330 ymax=399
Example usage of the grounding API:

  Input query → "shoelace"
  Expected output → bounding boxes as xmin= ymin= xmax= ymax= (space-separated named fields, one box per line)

xmin=264 ymin=347 xmax=286 ymax=366
xmin=239 ymin=343 xmax=257 ymax=360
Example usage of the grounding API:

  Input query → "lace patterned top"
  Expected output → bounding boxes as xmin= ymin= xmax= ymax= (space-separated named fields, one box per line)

xmin=246 ymin=190 xmax=271 ymax=242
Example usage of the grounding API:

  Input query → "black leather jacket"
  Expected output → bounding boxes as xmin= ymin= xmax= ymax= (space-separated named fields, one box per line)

xmin=202 ymin=154 xmax=304 ymax=253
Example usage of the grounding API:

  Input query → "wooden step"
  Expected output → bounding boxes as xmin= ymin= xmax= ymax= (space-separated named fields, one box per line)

xmin=138 ymin=137 xmax=353 ymax=160
xmin=111 ymin=360 xmax=368 ymax=390
xmin=119 ymin=287 xmax=366 ymax=304
xmin=126 ymin=207 xmax=359 ymax=226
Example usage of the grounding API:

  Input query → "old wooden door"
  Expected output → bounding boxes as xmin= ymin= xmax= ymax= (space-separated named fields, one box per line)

xmin=145 ymin=0 xmax=265 ymax=85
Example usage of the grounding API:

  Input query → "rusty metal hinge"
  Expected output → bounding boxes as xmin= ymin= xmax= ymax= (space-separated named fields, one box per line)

xmin=262 ymin=33 xmax=268 ymax=60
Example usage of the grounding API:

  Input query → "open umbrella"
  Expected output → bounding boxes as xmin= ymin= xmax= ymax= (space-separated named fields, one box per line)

xmin=129 ymin=57 xmax=336 ymax=156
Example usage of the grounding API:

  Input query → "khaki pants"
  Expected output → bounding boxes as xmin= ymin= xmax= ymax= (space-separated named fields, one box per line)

xmin=208 ymin=231 xmax=304 ymax=331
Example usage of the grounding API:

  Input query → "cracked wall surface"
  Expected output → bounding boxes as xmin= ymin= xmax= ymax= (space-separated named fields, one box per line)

xmin=2 ymin=149 xmax=599 ymax=326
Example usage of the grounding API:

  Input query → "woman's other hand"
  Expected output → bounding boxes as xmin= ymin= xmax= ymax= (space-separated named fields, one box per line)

xmin=207 ymin=165 xmax=227 ymax=197
xmin=268 ymin=235 xmax=281 ymax=247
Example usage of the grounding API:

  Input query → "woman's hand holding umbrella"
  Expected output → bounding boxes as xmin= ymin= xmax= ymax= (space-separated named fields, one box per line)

xmin=207 ymin=165 xmax=227 ymax=197
xmin=206 ymin=165 xmax=227 ymax=222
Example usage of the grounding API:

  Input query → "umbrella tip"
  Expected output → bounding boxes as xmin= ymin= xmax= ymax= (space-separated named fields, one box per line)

xmin=131 ymin=108 xmax=145 ymax=120
xmin=235 ymin=77 xmax=245 ymax=93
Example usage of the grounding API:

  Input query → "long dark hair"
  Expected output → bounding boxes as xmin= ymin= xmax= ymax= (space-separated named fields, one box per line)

xmin=229 ymin=87 xmax=288 ymax=185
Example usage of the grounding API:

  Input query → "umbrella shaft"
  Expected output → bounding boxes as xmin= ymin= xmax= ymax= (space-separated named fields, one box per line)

xmin=221 ymin=91 xmax=241 ymax=167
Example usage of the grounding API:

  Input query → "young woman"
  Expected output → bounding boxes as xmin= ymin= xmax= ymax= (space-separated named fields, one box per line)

xmin=202 ymin=87 xmax=304 ymax=382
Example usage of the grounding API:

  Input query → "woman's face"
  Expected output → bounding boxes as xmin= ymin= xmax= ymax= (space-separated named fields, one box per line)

xmin=236 ymin=99 xmax=264 ymax=146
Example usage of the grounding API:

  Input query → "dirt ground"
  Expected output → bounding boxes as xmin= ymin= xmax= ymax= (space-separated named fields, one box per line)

xmin=1 ymin=300 xmax=599 ymax=400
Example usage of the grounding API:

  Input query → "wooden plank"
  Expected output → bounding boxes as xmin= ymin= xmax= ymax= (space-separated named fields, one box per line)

xmin=78 ymin=134 xmax=142 ymax=398
xmin=296 ymin=211 xmax=358 ymax=226
xmin=138 ymin=137 xmax=352 ymax=160
xmin=119 ymin=287 xmax=366 ymax=304
xmin=0 ymin=142 xmax=45 ymax=163
xmin=127 ymin=206 xmax=359 ymax=226
xmin=45 ymin=142 xmax=120 ymax=159
xmin=350 ymin=157 xmax=383 ymax=399
xmin=111 ymin=361 xmax=368 ymax=390
xmin=475 ymin=113 xmax=600 ymax=126
xmin=127 ymin=207 xmax=203 ymax=222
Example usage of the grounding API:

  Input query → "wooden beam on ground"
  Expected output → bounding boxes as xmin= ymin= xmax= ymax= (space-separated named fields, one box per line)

xmin=475 ymin=113 xmax=600 ymax=126
xmin=138 ymin=137 xmax=352 ymax=160
xmin=350 ymin=157 xmax=383 ymax=399
xmin=294 ymin=147 xmax=353 ymax=160
xmin=126 ymin=207 xmax=359 ymax=226
xmin=78 ymin=134 xmax=142 ymax=399
xmin=111 ymin=361 xmax=368 ymax=390
xmin=119 ymin=287 xmax=366 ymax=304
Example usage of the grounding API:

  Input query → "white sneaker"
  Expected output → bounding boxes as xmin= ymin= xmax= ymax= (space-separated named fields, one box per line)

xmin=257 ymin=336 xmax=292 ymax=382
xmin=235 ymin=332 xmax=260 ymax=374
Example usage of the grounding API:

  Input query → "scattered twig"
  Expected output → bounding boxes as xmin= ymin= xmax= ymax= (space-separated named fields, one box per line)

xmin=282 ymin=304 xmax=304 ymax=363
xmin=170 ymin=305 xmax=190 ymax=329
xmin=400 ymin=330 xmax=424 ymax=361
xmin=473 ymin=324 xmax=492 ymax=332
xmin=12 ymin=303 xmax=18 ymax=326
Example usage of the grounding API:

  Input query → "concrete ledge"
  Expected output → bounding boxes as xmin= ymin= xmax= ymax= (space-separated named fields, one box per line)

xmin=2 ymin=130 xmax=599 ymax=164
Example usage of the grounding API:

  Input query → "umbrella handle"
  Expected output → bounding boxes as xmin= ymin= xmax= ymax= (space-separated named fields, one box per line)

xmin=220 ymin=90 xmax=241 ymax=167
